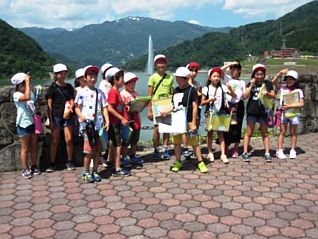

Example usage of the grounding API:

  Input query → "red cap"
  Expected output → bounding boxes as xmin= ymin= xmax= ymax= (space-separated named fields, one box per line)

xmin=187 ymin=62 xmax=200 ymax=69
xmin=208 ymin=67 xmax=223 ymax=77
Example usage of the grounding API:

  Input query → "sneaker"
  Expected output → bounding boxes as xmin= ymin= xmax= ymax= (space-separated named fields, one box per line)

xmin=162 ymin=149 xmax=170 ymax=160
xmin=22 ymin=169 xmax=32 ymax=179
xmin=30 ymin=166 xmax=41 ymax=175
xmin=130 ymin=155 xmax=143 ymax=165
xmin=232 ymin=149 xmax=239 ymax=158
xmin=265 ymin=153 xmax=272 ymax=162
xmin=82 ymin=171 xmax=94 ymax=183
xmin=113 ymin=168 xmax=132 ymax=177
xmin=92 ymin=171 xmax=101 ymax=182
xmin=65 ymin=160 xmax=76 ymax=171
xmin=289 ymin=149 xmax=297 ymax=159
xmin=198 ymin=161 xmax=208 ymax=173
xmin=276 ymin=149 xmax=287 ymax=159
xmin=183 ymin=149 xmax=191 ymax=160
xmin=121 ymin=156 xmax=132 ymax=168
xmin=46 ymin=163 xmax=56 ymax=173
xmin=241 ymin=152 xmax=250 ymax=162
xmin=220 ymin=155 xmax=229 ymax=164
xmin=207 ymin=153 xmax=214 ymax=162
xmin=103 ymin=160 xmax=114 ymax=168
xmin=170 ymin=160 xmax=183 ymax=172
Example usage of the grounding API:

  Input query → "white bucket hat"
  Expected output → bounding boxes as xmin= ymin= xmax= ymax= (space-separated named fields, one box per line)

xmin=106 ymin=67 xmax=122 ymax=79
xmin=75 ymin=68 xmax=84 ymax=79
xmin=53 ymin=63 xmax=68 ymax=73
xmin=173 ymin=67 xmax=190 ymax=78
xmin=285 ymin=70 xmax=298 ymax=80
xmin=124 ymin=72 xmax=139 ymax=83
xmin=11 ymin=73 xmax=26 ymax=85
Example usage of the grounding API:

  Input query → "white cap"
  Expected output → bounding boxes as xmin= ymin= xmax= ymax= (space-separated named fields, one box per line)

xmin=101 ymin=63 xmax=113 ymax=75
xmin=11 ymin=73 xmax=26 ymax=85
xmin=106 ymin=67 xmax=122 ymax=79
xmin=252 ymin=63 xmax=266 ymax=73
xmin=154 ymin=54 xmax=167 ymax=64
xmin=53 ymin=63 xmax=68 ymax=73
xmin=84 ymin=65 xmax=99 ymax=76
xmin=75 ymin=68 xmax=84 ymax=79
xmin=124 ymin=72 xmax=139 ymax=83
xmin=285 ymin=70 xmax=298 ymax=80
xmin=173 ymin=67 xmax=190 ymax=78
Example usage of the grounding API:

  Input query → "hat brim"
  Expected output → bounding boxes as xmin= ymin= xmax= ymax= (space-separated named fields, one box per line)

xmin=85 ymin=66 xmax=99 ymax=76
xmin=154 ymin=57 xmax=167 ymax=64
xmin=124 ymin=77 xmax=139 ymax=83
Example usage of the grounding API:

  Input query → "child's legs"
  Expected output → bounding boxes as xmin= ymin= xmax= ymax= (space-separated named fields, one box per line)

xmin=218 ymin=132 xmax=225 ymax=155
xmin=153 ymin=125 xmax=160 ymax=149
xmin=20 ymin=135 xmax=31 ymax=168
xmin=207 ymin=131 xmax=213 ymax=154
xmin=50 ymin=127 xmax=60 ymax=163
xmin=129 ymin=129 xmax=140 ymax=156
xmin=278 ymin=123 xmax=288 ymax=150
xmin=93 ymin=137 xmax=102 ymax=171
xmin=163 ymin=133 xmax=170 ymax=146
xmin=30 ymin=134 xmax=39 ymax=166
xmin=290 ymin=124 xmax=298 ymax=150
xmin=182 ymin=133 xmax=188 ymax=149
xmin=243 ymin=121 xmax=255 ymax=153
xmin=64 ymin=125 xmax=73 ymax=161
xmin=259 ymin=123 xmax=269 ymax=154
xmin=190 ymin=135 xmax=202 ymax=161
xmin=114 ymin=146 xmax=121 ymax=170
xmin=173 ymin=134 xmax=182 ymax=160
xmin=83 ymin=154 xmax=92 ymax=171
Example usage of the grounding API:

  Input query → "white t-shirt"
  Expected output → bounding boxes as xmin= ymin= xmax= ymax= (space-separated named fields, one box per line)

xmin=224 ymin=74 xmax=246 ymax=103
xmin=98 ymin=80 xmax=112 ymax=100
xmin=75 ymin=87 xmax=108 ymax=130
xmin=13 ymin=91 xmax=35 ymax=128
xmin=202 ymin=84 xmax=228 ymax=112
xmin=279 ymin=85 xmax=304 ymax=106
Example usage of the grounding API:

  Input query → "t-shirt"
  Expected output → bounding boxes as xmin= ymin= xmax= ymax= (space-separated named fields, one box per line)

xmin=246 ymin=80 xmax=274 ymax=116
xmin=202 ymin=84 xmax=228 ymax=113
xmin=13 ymin=91 xmax=35 ymax=128
xmin=98 ymin=80 xmax=112 ymax=100
xmin=224 ymin=74 xmax=246 ymax=104
xmin=279 ymin=85 xmax=304 ymax=107
xmin=172 ymin=86 xmax=198 ymax=122
xmin=120 ymin=89 xmax=141 ymax=129
xmin=148 ymin=72 xmax=174 ymax=100
xmin=46 ymin=82 xmax=74 ymax=117
xmin=108 ymin=88 xmax=127 ymax=126
xmin=75 ymin=87 xmax=108 ymax=130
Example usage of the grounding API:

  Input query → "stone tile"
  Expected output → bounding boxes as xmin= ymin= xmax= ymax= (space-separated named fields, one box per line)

xmin=75 ymin=222 xmax=98 ymax=233
xmin=32 ymin=228 xmax=55 ymax=238
xmin=281 ymin=227 xmax=305 ymax=238
xmin=168 ymin=229 xmax=192 ymax=239
xmin=144 ymin=227 xmax=167 ymax=238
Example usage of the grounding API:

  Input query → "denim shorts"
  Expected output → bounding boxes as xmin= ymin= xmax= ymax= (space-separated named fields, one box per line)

xmin=281 ymin=115 xmax=300 ymax=125
xmin=53 ymin=116 xmax=72 ymax=129
xmin=17 ymin=124 xmax=35 ymax=138
xmin=246 ymin=115 xmax=267 ymax=125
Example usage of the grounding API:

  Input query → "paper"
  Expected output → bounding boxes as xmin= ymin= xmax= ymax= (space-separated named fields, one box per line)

xmin=99 ymin=128 xmax=108 ymax=150
xmin=152 ymin=97 xmax=173 ymax=118
xmin=158 ymin=107 xmax=187 ymax=134
xmin=129 ymin=96 xmax=151 ymax=112
xmin=283 ymin=91 xmax=301 ymax=118
xmin=258 ymin=84 xmax=274 ymax=110
xmin=208 ymin=112 xmax=231 ymax=132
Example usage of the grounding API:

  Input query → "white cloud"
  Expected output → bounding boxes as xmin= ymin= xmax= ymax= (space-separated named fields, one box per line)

xmin=188 ymin=19 xmax=202 ymax=25
xmin=223 ymin=0 xmax=313 ymax=18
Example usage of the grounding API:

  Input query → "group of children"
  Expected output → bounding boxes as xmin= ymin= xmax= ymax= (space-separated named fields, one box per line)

xmin=11 ymin=54 xmax=304 ymax=181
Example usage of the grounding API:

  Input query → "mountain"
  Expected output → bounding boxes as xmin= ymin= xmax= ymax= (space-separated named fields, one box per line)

xmin=20 ymin=17 xmax=231 ymax=67
xmin=0 ymin=19 xmax=55 ymax=80
xmin=125 ymin=1 xmax=318 ymax=70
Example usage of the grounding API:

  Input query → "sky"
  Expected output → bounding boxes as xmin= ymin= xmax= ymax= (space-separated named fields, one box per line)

xmin=0 ymin=0 xmax=313 ymax=29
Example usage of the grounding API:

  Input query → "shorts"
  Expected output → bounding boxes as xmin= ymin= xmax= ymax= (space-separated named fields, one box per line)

xmin=17 ymin=124 xmax=35 ymax=138
xmin=109 ymin=124 xmax=121 ymax=147
xmin=53 ymin=116 xmax=72 ymax=129
xmin=83 ymin=130 xmax=100 ymax=155
xmin=122 ymin=129 xmax=140 ymax=147
xmin=281 ymin=115 xmax=299 ymax=125
xmin=247 ymin=115 xmax=267 ymax=125
xmin=173 ymin=123 xmax=199 ymax=147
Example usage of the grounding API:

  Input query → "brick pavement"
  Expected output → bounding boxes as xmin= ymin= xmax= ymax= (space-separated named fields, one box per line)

xmin=0 ymin=133 xmax=318 ymax=239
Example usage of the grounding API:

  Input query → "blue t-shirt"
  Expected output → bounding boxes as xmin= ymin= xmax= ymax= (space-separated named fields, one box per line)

xmin=13 ymin=91 xmax=35 ymax=128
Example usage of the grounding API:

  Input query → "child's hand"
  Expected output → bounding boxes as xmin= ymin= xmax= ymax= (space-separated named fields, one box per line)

xmin=80 ymin=115 xmax=86 ymax=122
xmin=209 ymin=97 xmax=216 ymax=103
xmin=262 ymin=90 xmax=268 ymax=96
xmin=282 ymin=105 xmax=291 ymax=110
xmin=103 ymin=123 xmax=109 ymax=131
xmin=24 ymin=74 xmax=30 ymax=83
xmin=190 ymin=124 xmax=197 ymax=132
xmin=250 ymin=78 xmax=256 ymax=85
xmin=279 ymin=68 xmax=289 ymax=76
xmin=126 ymin=105 xmax=131 ymax=112
xmin=121 ymin=118 xmax=129 ymax=126
xmin=160 ymin=111 xmax=168 ymax=117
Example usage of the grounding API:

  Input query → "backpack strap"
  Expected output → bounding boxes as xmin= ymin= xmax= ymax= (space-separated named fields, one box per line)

xmin=152 ymin=73 xmax=167 ymax=97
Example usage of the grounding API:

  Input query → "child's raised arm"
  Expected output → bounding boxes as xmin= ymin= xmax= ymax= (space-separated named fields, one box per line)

xmin=272 ymin=68 xmax=289 ymax=89
xmin=18 ymin=75 xmax=31 ymax=102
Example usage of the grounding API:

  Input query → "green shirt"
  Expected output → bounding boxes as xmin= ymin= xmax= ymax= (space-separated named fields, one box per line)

xmin=148 ymin=72 xmax=174 ymax=100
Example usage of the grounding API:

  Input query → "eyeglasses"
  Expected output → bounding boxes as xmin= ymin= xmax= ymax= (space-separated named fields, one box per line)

xmin=189 ymin=68 xmax=198 ymax=73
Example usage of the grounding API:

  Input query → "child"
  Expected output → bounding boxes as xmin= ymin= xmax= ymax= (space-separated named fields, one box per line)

xmin=221 ymin=61 xmax=246 ymax=158
xmin=242 ymin=64 xmax=276 ymax=162
xmin=201 ymin=67 xmax=232 ymax=164
xmin=272 ymin=69 xmax=304 ymax=159
xmin=11 ymin=73 xmax=40 ymax=178
xmin=147 ymin=54 xmax=174 ymax=159
xmin=46 ymin=63 xmax=75 ymax=172
xmin=120 ymin=72 xmax=143 ymax=166
xmin=75 ymin=65 xmax=109 ymax=183
xmin=74 ymin=68 xmax=86 ymax=97
xmin=107 ymin=67 xmax=131 ymax=176
xmin=168 ymin=67 xmax=208 ymax=173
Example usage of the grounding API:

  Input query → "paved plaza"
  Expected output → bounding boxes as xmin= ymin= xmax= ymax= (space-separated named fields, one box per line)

xmin=0 ymin=133 xmax=318 ymax=239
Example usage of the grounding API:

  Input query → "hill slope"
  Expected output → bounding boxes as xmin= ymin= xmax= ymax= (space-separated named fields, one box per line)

xmin=125 ymin=1 xmax=318 ymax=70
xmin=20 ymin=17 xmax=231 ymax=67
xmin=0 ymin=19 xmax=55 ymax=80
